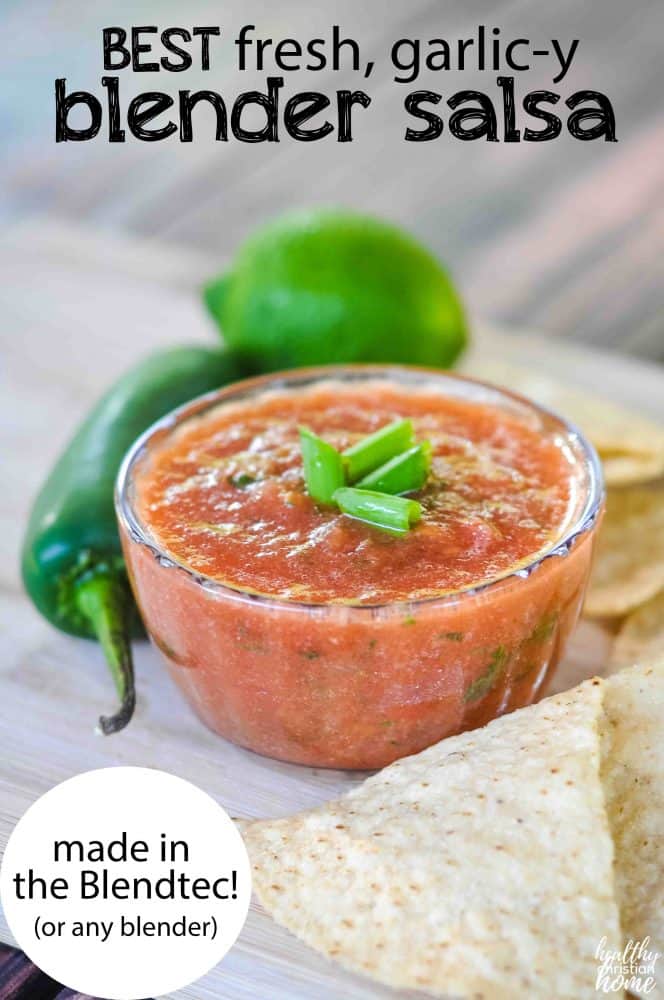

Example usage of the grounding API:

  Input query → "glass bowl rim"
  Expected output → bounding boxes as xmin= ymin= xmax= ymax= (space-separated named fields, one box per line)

xmin=115 ymin=363 xmax=604 ymax=615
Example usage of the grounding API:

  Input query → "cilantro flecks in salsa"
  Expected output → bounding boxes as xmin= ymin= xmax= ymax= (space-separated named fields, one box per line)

xmin=136 ymin=381 xmax=578 ymax=604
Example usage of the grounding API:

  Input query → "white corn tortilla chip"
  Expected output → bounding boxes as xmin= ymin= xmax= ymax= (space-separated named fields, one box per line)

xmin=585 ymin=486 xmax=664 ymax=618
xmin=243 ymin=680 xmax=621 ymax=999
xmin=463 ymin=359 xmax=664 ymax=486
xmin=610 ymin=592 xmax=664 ymax=671
xmin=602 ymin=663 xmax=664 ymax=999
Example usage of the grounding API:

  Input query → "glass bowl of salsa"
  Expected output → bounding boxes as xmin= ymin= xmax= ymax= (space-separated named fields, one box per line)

xmin=116 ymin=366 xmax=603 ymax=769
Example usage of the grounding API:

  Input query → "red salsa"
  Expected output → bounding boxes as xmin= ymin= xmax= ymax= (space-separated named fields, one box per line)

xmin=120 ymin=372 xmax=599 ymax=769
xmin=136 ymin=381 xmax=576 ymax=603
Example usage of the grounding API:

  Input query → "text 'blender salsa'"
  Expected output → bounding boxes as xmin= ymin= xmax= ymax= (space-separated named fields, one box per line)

xmin=135 ymin=380 xmax=578 ymax=603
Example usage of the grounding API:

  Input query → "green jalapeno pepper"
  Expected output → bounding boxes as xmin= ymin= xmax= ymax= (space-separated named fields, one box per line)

xmin=21 ymin=344 xmax=245 ymax=735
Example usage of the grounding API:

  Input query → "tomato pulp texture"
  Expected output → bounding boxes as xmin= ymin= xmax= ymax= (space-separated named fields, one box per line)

xmin=121 ymin=378 xmax=598 ymax=768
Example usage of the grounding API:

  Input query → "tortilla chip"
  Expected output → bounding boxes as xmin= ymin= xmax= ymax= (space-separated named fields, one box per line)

xmin=463 ymin=359 xmax=664 ymax=486
xmin=610 ymin=591 xmax=664 ymax=671
xmin=585 ymin=486 xmax=664 ymax=618
xmin=243 ymin=680 xmax=621 ymax=999
xmin=602 ymin=664 xmax=664 ymax=997
xmin=597 ymin=451 xmax=664 ymax=490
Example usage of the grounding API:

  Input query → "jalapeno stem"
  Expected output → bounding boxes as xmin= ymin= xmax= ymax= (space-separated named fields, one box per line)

xmin=75 ymin=574 xmax=136 ymax=735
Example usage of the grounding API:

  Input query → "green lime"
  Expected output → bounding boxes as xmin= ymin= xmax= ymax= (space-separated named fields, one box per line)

xmin=203 ymin=210 xmax=467 ymax=371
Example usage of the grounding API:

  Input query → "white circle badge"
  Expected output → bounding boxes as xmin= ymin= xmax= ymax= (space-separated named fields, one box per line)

xmin=0 ymin=767 xmax=251 ymax=999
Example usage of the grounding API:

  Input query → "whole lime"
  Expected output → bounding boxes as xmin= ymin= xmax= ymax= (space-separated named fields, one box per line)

xmin=203 ymin=210 xmax=467 ymax=371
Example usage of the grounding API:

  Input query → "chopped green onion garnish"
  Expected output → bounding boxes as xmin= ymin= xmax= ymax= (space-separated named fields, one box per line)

xmin=356 ymin=442 xmax=432 ymax=495
xmin=343 ymin=419 xmax=414 ymax=483
xmin=299 ymin=427 xmax=345 ymax=504
xmin=333 ymin=487 xmax=422 ymax=534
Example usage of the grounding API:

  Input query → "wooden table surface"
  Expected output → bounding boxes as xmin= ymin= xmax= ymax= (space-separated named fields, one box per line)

xmin=0 ymin=221 xmax=662 ymax=999
xmin=1 ymin=0 xmax=663 ymax=361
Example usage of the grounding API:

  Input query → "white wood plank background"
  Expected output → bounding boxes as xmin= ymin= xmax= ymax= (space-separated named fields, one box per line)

xmin=2 ymin=0 xmax=664 ymax=360
xmin=0 ymin=220 xmax=662 ymax=999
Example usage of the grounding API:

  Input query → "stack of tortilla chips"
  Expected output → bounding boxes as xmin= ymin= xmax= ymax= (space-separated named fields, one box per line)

xmin=242 ymin=664 xmax=663 ymax=998
xmin=462 ymin=359 xmax=664 ymax=670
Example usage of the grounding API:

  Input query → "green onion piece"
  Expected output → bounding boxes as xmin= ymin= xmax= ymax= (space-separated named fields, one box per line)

xmin=356 ymin=442 xmax=432 ymax=494
xmin=343 ymin=419 xmax=414 ymax=483
xmin=299 ymin=427 xmax=346 ymax=504
xmin=333 ymin=487 xmax=422 ymax=534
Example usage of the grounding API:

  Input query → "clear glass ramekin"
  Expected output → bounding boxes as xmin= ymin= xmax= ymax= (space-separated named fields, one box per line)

xmin=116 ymin=366 xmax=603 ymax=770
